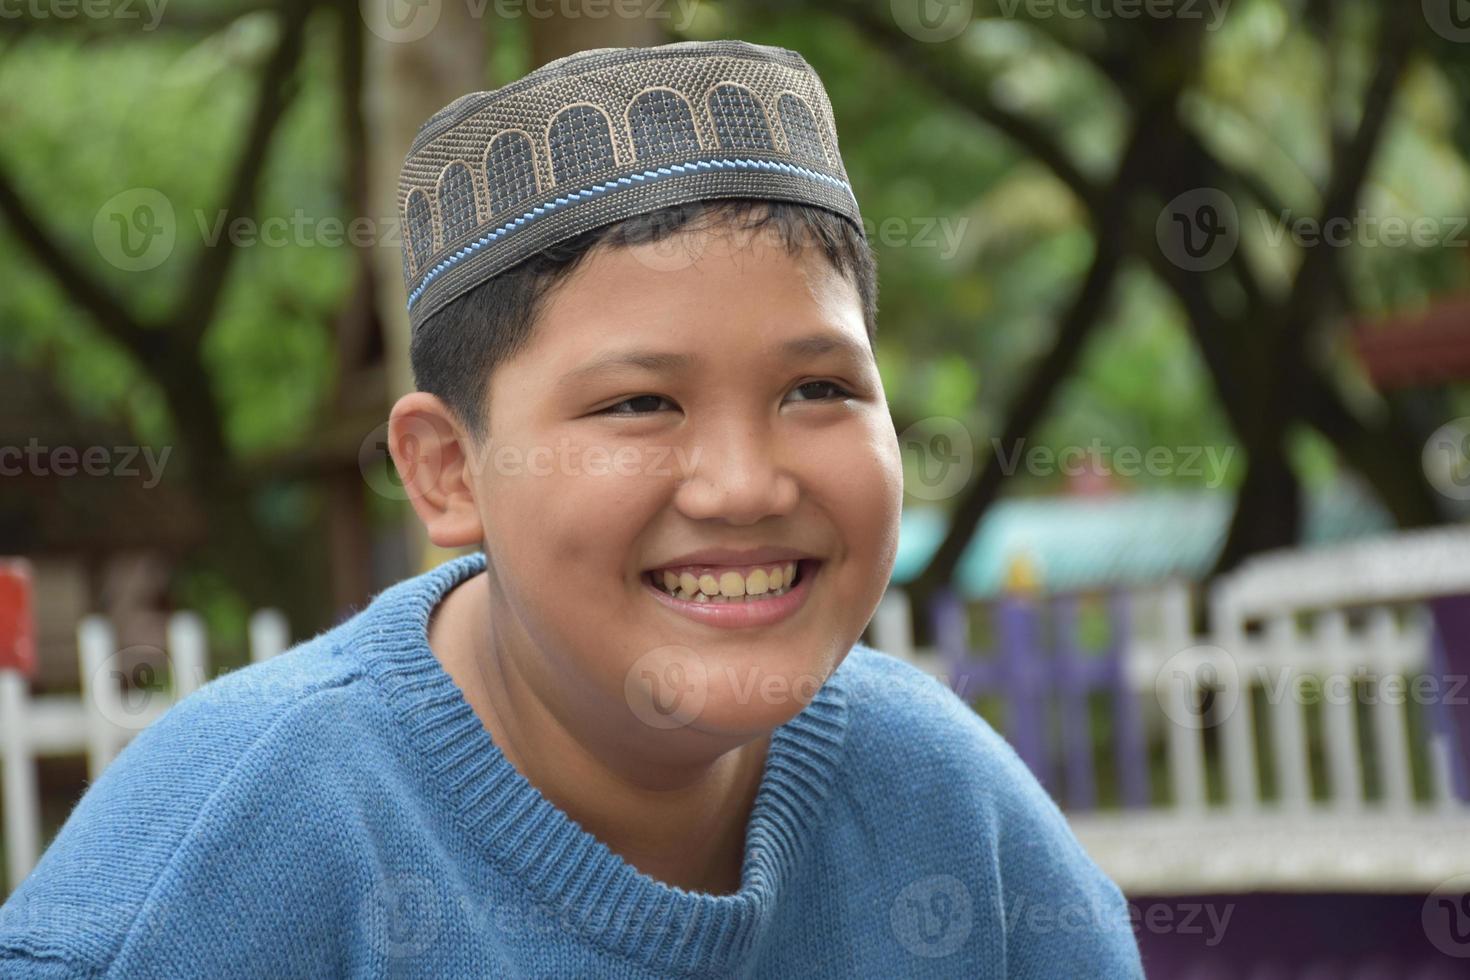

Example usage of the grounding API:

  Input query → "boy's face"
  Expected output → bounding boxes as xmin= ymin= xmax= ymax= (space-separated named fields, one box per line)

xmin=447 ymin=217 xmax=901 ymax=743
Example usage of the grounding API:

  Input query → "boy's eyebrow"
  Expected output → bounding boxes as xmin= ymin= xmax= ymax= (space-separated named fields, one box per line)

xmin=562 ymin=333 xmax=868 ymax=386
xmin=777 ymin=333 xmax=868 ymax=362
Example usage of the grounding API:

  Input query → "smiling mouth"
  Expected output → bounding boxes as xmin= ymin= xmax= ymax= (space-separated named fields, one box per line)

xmin=643 ymin=560 xmax=814 ymax=603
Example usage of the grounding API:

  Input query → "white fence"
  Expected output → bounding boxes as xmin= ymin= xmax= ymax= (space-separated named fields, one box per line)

xmin=869 ymin=528 xmax=1470 ymax=893
xmin=1116 ymin=584 xmax=1470 ymax=893
xmin=0 ymin=610 xmax=289 ymax=891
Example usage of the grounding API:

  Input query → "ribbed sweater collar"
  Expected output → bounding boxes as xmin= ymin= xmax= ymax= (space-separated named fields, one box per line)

xmin=348 ymin=551 xmax=852 ymax=976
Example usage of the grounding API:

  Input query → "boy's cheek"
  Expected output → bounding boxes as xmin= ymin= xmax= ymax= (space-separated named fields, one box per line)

xmin=845 ymin=422 xmax=905 ymax=585
xmin=855 ymin=417 xmax=906 ymax=511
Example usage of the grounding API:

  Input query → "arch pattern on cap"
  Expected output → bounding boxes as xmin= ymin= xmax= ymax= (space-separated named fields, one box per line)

xmin=777 ymin=93 xmax=827 ymax=166
xmin=437 ymin=162 xmax=479 ymax=244
xmin=547 ymin=103 xmax=618 ymax=185
xmin=627 ymin=88 xmax=702 ymax=160
xmin=707 ymin=83 xmax=775 ymax=152
xmin=484 ymin=130 xmax=539 ymax=216
xmin=405 ymin=189 xmax=435 ymax=272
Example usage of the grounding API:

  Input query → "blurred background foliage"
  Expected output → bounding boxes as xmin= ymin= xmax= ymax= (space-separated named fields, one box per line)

xmin=2 ymin=0 xmax=1469 ymax=653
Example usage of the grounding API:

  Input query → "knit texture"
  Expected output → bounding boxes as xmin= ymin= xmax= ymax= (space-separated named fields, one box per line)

xmin=0 ymin=553 xmax=1144 ymax=978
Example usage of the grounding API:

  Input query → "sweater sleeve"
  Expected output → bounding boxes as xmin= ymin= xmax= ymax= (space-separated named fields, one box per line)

xmin=0 ymin=654 xmax=374 ymax=979
xmin=838 ymin=645 xmax=1144 ymax=978
xmin=962 ymin=695 xmax=1145 ymax=978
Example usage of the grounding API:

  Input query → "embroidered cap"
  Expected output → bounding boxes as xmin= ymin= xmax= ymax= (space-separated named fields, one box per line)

xmin=397 ymin=39 xmax=865 ymax=335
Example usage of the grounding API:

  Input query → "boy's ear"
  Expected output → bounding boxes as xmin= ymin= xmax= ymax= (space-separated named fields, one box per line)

xmin=387 ymin=392 xmax=485 ymax=549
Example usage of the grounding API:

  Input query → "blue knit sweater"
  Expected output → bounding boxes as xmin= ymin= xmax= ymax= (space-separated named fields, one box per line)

xmin=0 ymin=553 xmax=1143 ymax=978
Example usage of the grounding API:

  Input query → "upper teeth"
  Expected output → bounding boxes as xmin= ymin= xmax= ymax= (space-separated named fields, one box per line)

xmin=653 ymin=562 xmax=800 ymax=601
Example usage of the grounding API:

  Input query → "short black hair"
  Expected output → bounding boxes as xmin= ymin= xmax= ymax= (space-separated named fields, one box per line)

xmin=409 ymin=199 xmax=878 ymax=443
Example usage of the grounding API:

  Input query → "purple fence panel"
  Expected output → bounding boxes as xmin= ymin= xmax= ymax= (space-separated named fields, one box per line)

xmin=930 ymin=587 xmax=1151 ymax=811
xmin=932 ymin=588 xmax=998 ymax=701
xmin=997 ymin=594 xmax=1053 ymax=794
xmin=1428 ymin=596 xmax=1470 ymax=803
xmin=1107 ymin=591 xmax=1151 ymax=809
xmin=1053 ymin=596 xmax=1097 ymax=810
xmin=1425 ymin=612 xmax=1470 ymax=803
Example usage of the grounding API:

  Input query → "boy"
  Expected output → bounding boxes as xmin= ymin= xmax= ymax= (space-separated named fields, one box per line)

xmin=0 ymin=40 xmax=1143 ymax=977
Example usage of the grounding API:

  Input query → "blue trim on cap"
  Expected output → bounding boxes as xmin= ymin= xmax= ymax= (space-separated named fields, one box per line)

xmin=406 ymin=156 xmax=856 ymax=311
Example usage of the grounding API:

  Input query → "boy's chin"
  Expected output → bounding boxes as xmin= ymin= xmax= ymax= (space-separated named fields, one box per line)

xmin=681 ymin=667 xmax=832 ymax=738
xmin=616 ymin=631 xmax=834 ymax=733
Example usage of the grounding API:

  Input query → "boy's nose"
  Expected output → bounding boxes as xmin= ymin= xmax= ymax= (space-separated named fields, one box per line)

xmin=673 ymin=423 xmax=800 ymax=526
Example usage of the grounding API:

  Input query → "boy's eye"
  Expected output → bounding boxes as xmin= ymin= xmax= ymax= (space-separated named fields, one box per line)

xmin=788 ymin=380 xmax=853 ymax=402
xmin=594 ymin=381 xmax=853 ymax=417
xmin=598 ymin=394 xmax=674 ymax=416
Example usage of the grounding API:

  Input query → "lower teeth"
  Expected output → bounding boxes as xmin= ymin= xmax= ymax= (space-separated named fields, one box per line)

xmin=672 ymin=586 xmax=789 ymax=603
xmin=691 ymin=589 xmax=784 ymax=603
xmin=650 ymin=566 xmax=803 ymax=603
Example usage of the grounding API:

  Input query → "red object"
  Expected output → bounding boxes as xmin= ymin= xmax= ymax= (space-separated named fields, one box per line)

xmin=0 ymin=560 xmax=37 ymax=677
xmin=1351 ymin=295 xmax=1470 ymax=389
